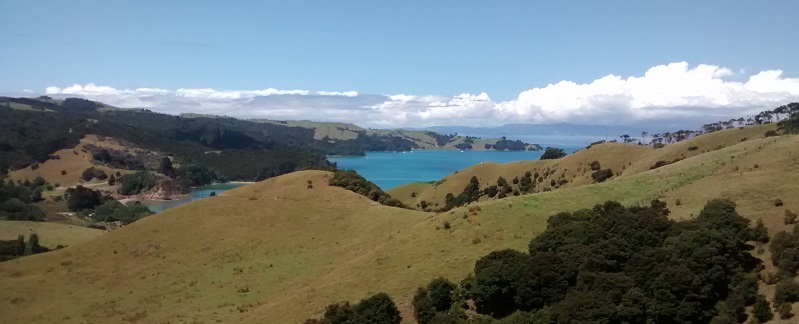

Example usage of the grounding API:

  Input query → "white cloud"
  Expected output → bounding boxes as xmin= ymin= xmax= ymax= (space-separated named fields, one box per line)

xmin=35 ymin=62 xmax=799 ymax=128
xmin=22 ymin=89 xmax=33 ymax=93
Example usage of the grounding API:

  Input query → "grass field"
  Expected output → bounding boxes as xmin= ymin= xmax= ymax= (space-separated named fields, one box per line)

xmin=0 ymin=125 xmax=797 ymax=323
xmin=0 ymin=221 xmax=105 ymax=248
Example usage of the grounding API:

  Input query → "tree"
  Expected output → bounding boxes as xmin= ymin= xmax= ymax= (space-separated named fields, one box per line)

xmin=413 ymin=287 xmax=437 ymax=324
xmin=354 ymin=293 xmax=402 ymax=324
xmin=752 ymin=219 xmax=769 ymax=243
xmin=26 ymin=233 xmax=41 ymax=255
xmin=64 ymin=185 xmax=103 ymax=211
xmin=426 ymin=278 xmax=456 ymax=312
xmin=159 ymin=156 xmax=177 ymax=178
xmin=15 ymin=234 xmax=25 ymax=256
xmin=108 ymin=174 xmax=116 ymax=186
xmin=540 ymin=147 xmax=566 ymax=160
xmin=753 ymin=294 xmax=773 ymax=323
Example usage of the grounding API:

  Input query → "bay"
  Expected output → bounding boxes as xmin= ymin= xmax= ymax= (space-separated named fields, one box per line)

xmin=329 ymin=143 xmax=583 ymax=190
xmin=140 ymin=183 xmax=247 ymax=213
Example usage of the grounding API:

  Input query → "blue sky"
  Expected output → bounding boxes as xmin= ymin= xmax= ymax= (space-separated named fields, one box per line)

xmin=1 ymin=1 xmax=798 ymax=128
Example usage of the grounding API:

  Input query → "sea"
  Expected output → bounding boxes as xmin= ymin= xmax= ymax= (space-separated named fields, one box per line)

xmin=330 ymin=136 xmax=587 ymax=190
xmin=145 ymin=135 xmax=594 ymax=212
xmin=140 ymin=183 xmax=246 ymax=213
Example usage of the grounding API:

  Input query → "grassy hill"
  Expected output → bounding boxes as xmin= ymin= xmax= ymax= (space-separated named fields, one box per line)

xmin=8 ymin=134 xmax=152 ymax=188
xmin=1 ymin=122 xmax=797 ymax=322
xmin=389 ymin=123 xmax=779 ymax=209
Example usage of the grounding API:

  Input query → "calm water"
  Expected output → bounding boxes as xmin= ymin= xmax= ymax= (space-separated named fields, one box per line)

xmin=141 ymin=183 xmax=247 ymax=213
xmin=329 ymin=143 xmax=583 ymax=190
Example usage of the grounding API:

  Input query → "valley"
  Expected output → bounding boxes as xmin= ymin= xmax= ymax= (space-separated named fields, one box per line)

xmin=1 ymin=100 xmax=798 ymax=323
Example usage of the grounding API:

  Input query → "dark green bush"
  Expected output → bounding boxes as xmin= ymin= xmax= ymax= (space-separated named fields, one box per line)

xmin=311 ymin=293 xmax=402 ymax=324
xmin=591 ymin=169 xmax=613 ymax=183
xmin=775 ymin=280 xmax=799 ymax=305
xmin=329 ymin=170 xmax=405 ymax=208
xmin=118 ymin=171 xmax=158 ymax=195
xmin=540 ymin=147 xmax=567 ymax=160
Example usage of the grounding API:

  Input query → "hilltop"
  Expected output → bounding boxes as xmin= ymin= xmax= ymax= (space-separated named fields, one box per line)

xmin=1 ymin=120 xmax=798 ymax=322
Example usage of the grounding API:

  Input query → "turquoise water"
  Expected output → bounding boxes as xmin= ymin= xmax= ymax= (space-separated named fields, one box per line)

xmin=329 ymin=144 xmax=582 ymax=190
xmin=141 ymin=183 xmax=247 ymax=213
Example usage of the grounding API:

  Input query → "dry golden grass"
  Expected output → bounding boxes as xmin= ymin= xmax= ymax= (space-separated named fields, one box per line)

xmin=386 ymin=181 xmax=433 ymax=207
xmin=9 ymin=134 xmax=146 ymax=188
xmin=0 ymin=221 xmax=104 ymax=248
xmin=0 ymin=125 xmax=796 ymax=323
xmin=411 ymin=124 xmax=778 ymax=208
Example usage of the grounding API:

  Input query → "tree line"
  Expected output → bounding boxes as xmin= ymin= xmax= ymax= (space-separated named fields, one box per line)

xmin=310 ymin=198 xmax=791 ymax=323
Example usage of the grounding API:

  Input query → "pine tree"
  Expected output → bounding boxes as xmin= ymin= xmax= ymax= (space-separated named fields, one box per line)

xmin=15 ymin=235 xmax=25 ymax=256
xmin=27 ymin=233 xmax=41 ymax=255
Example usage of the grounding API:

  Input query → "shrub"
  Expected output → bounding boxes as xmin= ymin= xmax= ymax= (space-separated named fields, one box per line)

xmin=61 ymin=170 xmax=67 ymax=175
xmin=752 ymin=219 xmax=769 ymax=243
xmin=775 ymin=198 xmax=784 ymax=207
xmin=778 ymin=302 xmax=793 ymax=319
xmin=675 ymin=198 xmax=682 ymax=206
xmin=30 ymin=163 xmax=39 ymax=170
xmin=540 ymin=147 xmax=567 ymax=160
xmin=591 ymin=169 xmax=613 ymax=183
xmin=443 ymin=221 xmax=451 ymax=230
xmin=785 ymin=210 xmax=798 ymax=225
xmin=118 ymin=171 xmax=159 ymax=195
xmin=687 ymin=145 xmax=699 ymax=151
xmin=589 ymin=161 xmax=601 ymax=171
xmin=81 ymin=167 xmax=96 ymax=181
xmin=653 ymin=143 xmax=666 ymax=149
xmin=765 ymin=129 xmax=780 ymax=137
xmin=329 ymin=170 xmax=405 ymax=208
xmin=775 ymin=280 xmax=799 ymax=305
xmin=753 ymin=294 xmax=773 ymax=323
xmin=649 ymin=161 xmax=669 ymax=170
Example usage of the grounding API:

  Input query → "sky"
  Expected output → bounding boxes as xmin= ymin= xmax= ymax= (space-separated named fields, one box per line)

xmin=1 ymin=1 xmax=798 ymax=129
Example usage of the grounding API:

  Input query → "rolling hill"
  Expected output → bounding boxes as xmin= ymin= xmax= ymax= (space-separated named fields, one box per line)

xmin=1 ymin=122 xmax=797 ymax=323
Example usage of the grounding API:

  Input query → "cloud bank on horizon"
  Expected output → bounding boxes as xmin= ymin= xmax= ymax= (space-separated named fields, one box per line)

xmin=38 ymin=62 xmax=799 ymax=128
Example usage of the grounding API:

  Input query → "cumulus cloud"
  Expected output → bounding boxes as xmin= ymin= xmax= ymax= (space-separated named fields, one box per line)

xmin=35 ymin=62 xmax=799 ymax=128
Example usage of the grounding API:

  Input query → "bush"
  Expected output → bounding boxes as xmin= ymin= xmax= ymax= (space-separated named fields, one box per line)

xmin=753 ymin=294 xmax=773 ymax=323
xmin=778 ymin=302 xmax=793 ymax=319
xmin=775 ymin=280 xmax=799 ymax=305
xmin=649 ymin=160 xmax=669 ymax=170
xmin=785 ymin=210 xmax=798 ymax=225
xmin=765 ymin=129 xmax=780 ymax=137
xmin=775 ymin=198 xmax=784 ymax=207
xmin=589 ymin=161 xmax=601 ymax=171
xmin=687 ymin=145 xmax=699 ymax=151
xmin=653 ymin=143 xmax=666 ymax=149
xmin=80 ymin=167 xmax=107 ymax=182
xmin=329 ymin=170 xmax=405 ymax=208
xmin=314 ymin=293 xmax=401 ymax=324
xmin=540 ymin=147 xmax=567 ymax=160
xmin=118 ymin=171 xmax=158 ymax=195
xmin=752 ymin=219 xmax=769 ymax=243
xmin=591 ymin=169 xmax=613 ymax=183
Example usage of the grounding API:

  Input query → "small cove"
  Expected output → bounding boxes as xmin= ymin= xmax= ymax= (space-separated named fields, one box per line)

xmin=140 ymin=183 xmax=247 ymax=213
